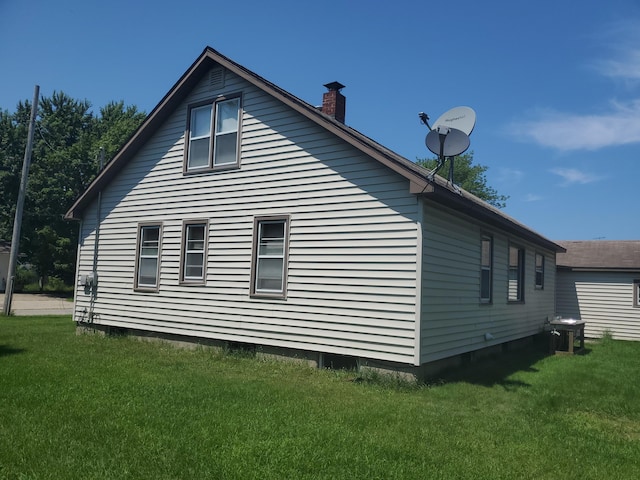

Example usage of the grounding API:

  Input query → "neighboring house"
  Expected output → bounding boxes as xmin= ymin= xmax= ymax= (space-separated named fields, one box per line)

xmin=65 ymin=46 xmax=564 ymax=377
xmin=556 ymin=240 xmax=640 ymax=341
xmin=0 ymin=241 xmax=9 ymax=292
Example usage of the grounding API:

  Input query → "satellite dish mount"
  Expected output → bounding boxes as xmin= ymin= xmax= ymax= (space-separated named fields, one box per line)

xmin=419 ymin=106 xmax=476 ymax=190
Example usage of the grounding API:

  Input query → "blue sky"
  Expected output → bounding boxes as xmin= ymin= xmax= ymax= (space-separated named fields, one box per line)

xmin=1 ymin=0 xmax=639 ymax=240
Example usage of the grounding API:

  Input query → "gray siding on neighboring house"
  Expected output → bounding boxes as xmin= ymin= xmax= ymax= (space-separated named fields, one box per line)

xmin=556 ymin=270 xmax=640 ymax=341
xmin=74 ymin=68 xmax=421 ymax=364
xmin=419 ymin=202 xmax=556 ymax=363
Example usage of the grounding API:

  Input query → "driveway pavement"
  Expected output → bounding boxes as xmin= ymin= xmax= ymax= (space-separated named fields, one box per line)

xmin=0 ymin=293 xmax=74 ymax=316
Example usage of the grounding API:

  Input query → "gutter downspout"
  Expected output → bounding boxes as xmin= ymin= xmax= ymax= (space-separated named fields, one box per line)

xmin=88 ymin=148 xmax=104 ymax=322
xmin=413 ymin=197 xmax=424 ymax=366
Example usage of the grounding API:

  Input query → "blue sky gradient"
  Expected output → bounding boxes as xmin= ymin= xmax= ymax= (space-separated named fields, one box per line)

xmin=2 ymin=0 xmax=639 ymax=240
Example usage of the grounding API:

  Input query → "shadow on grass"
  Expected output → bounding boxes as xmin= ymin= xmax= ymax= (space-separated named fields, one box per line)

xmin=434 ymin=336 xmax=553 ymax=389
xmin=0 ymin=344 xmax=26 ymax=357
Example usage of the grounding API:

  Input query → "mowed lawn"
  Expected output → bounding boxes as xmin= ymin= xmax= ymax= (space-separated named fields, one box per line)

xmin=1 ymin=317 xmax=639 ymax=479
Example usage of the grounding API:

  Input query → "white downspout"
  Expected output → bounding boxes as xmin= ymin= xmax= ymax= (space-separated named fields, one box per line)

xmin=413 ymin=198 xmax=424 ymax=366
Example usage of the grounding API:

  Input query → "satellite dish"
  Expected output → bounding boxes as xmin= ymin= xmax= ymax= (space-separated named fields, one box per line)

xmin=425 ymin=126 xmax=470 ymax=157
xmin=432 ymin=106 xmax=476 ymax=136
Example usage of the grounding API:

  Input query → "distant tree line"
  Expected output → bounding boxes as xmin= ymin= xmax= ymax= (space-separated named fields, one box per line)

xmin=0 ymin=92 xmax=145 ymax=288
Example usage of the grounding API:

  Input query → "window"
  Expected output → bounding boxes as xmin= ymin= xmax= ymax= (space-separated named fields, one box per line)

xmin=185 ymin=95 xmax=241 ymax=172
xmin=535 ymin=253 xmax=545 ymax=289
xmin=135 ymin=224 xmax=161 ymax=290
xmin=480 ymin=235 xmax=493 ymax=303
xmin=508 ymin=245 xmax=525 ymax=302
xmin=251 ymin=216 xmax=290 ymax=298
xmin=180 ymin=221 xmax=208 ymax=283
xmin=634 ymin=280 xmax=640 ymax=308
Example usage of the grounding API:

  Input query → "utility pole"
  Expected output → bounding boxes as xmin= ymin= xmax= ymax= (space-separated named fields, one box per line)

xmin=3 ymin=85 xmax=39 ymax=315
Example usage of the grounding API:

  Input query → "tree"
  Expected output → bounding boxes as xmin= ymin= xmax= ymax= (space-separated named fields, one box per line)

xmin=0 ymin=92 xmax=145 ymax=288
xmin=417 ymin=152 xmax=508 ymax=209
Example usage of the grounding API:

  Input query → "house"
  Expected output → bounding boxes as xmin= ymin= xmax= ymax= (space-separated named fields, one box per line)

xmin=556 ymin=240 xmax=640 ymax=341
xmin=65 ymin=46 xmax=564 ymax=378
xmin=0 ymin=241 xmax=9 ymax=292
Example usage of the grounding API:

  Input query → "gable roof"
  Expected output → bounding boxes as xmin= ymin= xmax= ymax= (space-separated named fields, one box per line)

xmin=556 ymin=241 xmax=640 ymax=270
xmin=64 ymin=46 xmax=563 ymax=253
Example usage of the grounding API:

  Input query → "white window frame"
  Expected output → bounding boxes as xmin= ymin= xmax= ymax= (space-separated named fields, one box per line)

xmin=135 ymin=224 xmax=162 ymax=291
xmin=180 ymin=221 xmax=208 ymax=284
xmin=185 ymin=94 xmax=241 ymax=172
xmin=634 ymin=280 xmax=640 ymax=308
xmin=251 ymin=216 xmax=290 ymax=298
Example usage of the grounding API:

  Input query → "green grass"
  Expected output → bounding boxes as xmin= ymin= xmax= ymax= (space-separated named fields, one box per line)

xmin=1 ymin=317 xmax=639 ymax=479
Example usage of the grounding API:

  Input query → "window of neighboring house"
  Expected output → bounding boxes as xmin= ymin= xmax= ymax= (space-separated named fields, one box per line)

xmin=181 ymin=221 xmax=208 ymax=284
xmin=535 ymin=253 xmax=545 ymax=290
xmin=185 ymin=95 xmax=241 ymax=172
xmin=634 ymin=280 xmax=640 ymax=308
xmin=508 ymin=244 xmax=525 ymax=302
xmin=251 ymin=216 xmax=290 ymax=298
xmin=135 ymin=224 xmax=162 ymax=291
xmin=480 ymin=235 xmax=493 ymax=303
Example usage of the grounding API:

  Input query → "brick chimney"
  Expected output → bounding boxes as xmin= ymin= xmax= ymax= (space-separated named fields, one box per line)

xmin=321 ymin=81 xmax=346 ymax=123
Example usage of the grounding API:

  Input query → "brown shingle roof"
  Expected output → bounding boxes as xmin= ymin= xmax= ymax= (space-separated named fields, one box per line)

xmin=64 ymin=46 xmax=564 ymax=253
xmin=556 ymin=241 xmax=640 ymax=270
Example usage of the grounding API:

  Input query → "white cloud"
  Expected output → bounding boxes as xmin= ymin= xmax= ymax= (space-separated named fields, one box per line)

xmin=550 ymin=168 xmax=598 ymax=185
xmin=594 ymin=49 xmax=640 ymax=81
xmin=508 ymin=100 xmax=640 ymax=151
xmin=592 ymin=19 xmax=640 ymax=82
xmin=508 ymin=19 xmax=640 ymax=152
xmin=496 ymin=167 xmax=524 ymax=184
xmin=524 ymin=193 xmax=543 ymax=202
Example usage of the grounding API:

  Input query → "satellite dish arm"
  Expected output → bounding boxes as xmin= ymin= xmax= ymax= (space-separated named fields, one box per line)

xmin=418 ymin=112 xmax=432 ymax=130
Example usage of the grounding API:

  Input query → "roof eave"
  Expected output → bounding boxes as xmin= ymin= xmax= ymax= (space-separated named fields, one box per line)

xmin=421 ymin=181 xmax=565 ymax=253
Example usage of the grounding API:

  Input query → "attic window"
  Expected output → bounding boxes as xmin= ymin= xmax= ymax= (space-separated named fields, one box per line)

xmin=184 ymin=94 xmax=242 ymax=173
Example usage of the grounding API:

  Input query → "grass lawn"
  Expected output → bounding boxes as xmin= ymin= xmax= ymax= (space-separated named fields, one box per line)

xmin=1 ymin=317 xmax=639 ymax=479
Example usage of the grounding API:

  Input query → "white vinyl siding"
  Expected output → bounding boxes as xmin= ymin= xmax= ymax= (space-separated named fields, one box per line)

xmin=72 ymin=69 xmax=420 ymax=364
xmin=556 ymin=271 xmax=640 ymax=341
xmin=420 ymin=202 xmax=556 ymax=364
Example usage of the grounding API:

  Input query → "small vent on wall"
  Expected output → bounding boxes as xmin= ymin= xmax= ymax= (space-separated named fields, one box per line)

xmin=209 ymin=66 xmax=225 ymax=90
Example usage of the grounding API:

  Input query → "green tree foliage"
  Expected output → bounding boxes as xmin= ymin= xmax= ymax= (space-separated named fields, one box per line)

xmin=0 ymin=92 xmax=145 ymax=287
xmin=417 ymin=152 xmax=508 ymax=209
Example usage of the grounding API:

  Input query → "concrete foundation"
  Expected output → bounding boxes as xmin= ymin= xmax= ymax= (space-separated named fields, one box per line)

xmin=76 ymin=322 xmax=540 ymax=382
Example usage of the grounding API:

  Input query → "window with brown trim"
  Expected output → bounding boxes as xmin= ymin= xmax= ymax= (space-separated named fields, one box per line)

xmin=250 ymin=216 xmax=290 ymax=298
xmin=135 ymin=223 xmax=162 ymax=291
xmin=535 ymin=253 xmax=545 ymax=290
xmin=634 ymin=280 xmax=640 ymax=308
xmin=185 ymin=94 xmax=242 ymax=172
xmin=480 ymin=235 xmax=493 ymax=303
xmin=180 ymin=220 xmax=208 ymax=284
xmin=508 ymin=244 xmax=525 ymax=302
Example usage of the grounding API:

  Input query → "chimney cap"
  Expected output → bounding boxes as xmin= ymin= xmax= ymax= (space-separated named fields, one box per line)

xmin=324 ymin=81 xmax=345 ymax=92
